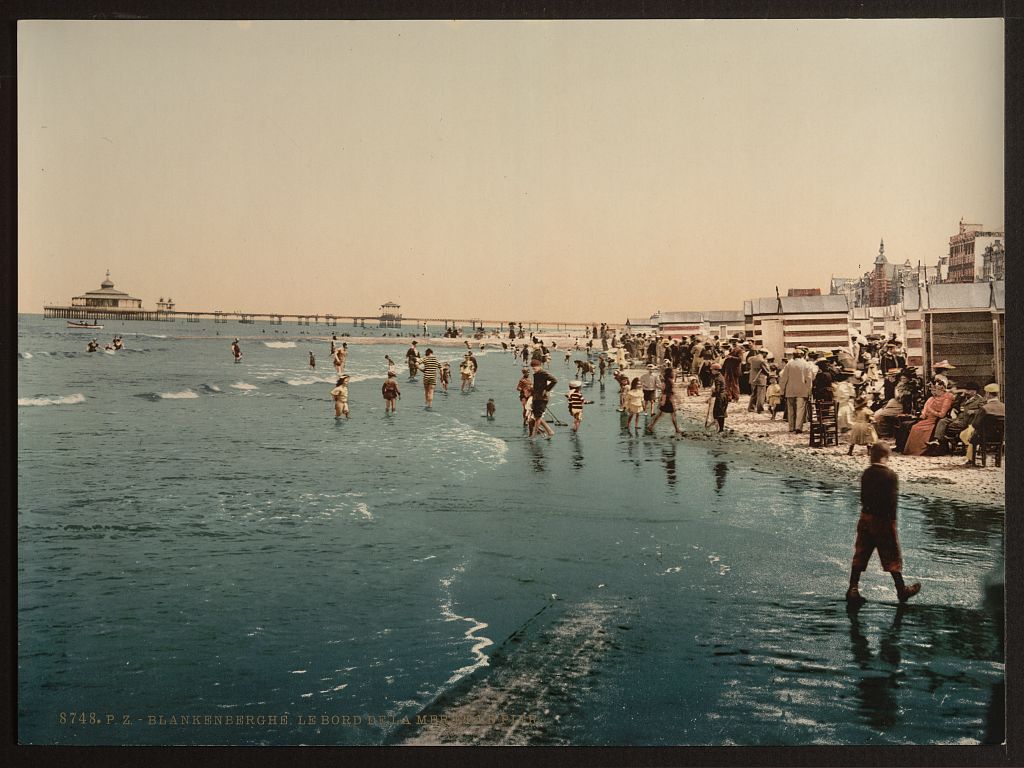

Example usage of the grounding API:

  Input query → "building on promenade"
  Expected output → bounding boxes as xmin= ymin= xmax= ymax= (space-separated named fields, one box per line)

xmin=744 ymin=294 xmax=852 ymax=358
xmin=71 ymin=270 xmax=143 ymax=310
xmin=979 ymin=239 xmax=1005 ymax=280
xmin=948 ymin=219 xmax=1004 ymax=283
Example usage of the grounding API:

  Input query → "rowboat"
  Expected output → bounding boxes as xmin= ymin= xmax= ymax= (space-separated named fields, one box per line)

xmin=67 ymin=321 xmax=104 ymax=329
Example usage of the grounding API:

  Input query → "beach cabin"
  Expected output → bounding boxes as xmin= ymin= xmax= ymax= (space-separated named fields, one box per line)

xmin=624 ymin=314 xmax=659 ymax=334
xmin=906 ymin=280 xmax=1005 ymax=393
xmin=744 ymin=294 xmax=852 ymax=359
xmin=378 ymin=301 xmax=403 ymax=329
xmin=703 ymin=310 xmax=746 ymax=341
xmin=658 ymin=312 xmax=704 ymax=340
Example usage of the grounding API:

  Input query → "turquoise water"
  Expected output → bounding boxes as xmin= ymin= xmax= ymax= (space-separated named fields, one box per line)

xmin=17 ymin=314 xmax=1003 ymax=745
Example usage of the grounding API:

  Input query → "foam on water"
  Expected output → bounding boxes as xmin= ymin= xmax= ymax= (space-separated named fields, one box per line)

xmin=230 ymin=382 xmax=259 ymax=391
xmin=18 ymin=393 xmax=86 ymax=407
xmin=20 ymin=352 xmax=33 ymax=359
xmin=158 ymin=390 xmax=200 ymax=400
xmin=199 ymin=384 xmax=222 ymax=393
xmin=438 ymin=563 xmax=494 ymax=687
xmin=445 ymin=420 xmax=509 ymax=468
xmin=264 ymin=341 xmax=298 ymax=349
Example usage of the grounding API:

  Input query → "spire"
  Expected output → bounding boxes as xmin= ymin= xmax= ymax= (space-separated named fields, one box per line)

xmin=101 ymin=270 xmax=114 ymax=289
xmin=874 ymin=239 xmax=888 ymax=266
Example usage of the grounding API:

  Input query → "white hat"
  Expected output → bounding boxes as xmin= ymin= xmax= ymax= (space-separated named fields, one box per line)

xmin=569 ymin=380 xmax=583 ymax=388
xmin=984 ymin=383 xmax=1000 ymax=394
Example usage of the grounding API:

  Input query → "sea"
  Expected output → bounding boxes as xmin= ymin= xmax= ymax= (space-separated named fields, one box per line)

xmin=16 ymin=313 xmax=1004 ymax=746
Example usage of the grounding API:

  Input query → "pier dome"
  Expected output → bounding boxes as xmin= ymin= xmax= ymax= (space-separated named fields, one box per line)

xmin=71 ymin=270 xmax=143 ymax=309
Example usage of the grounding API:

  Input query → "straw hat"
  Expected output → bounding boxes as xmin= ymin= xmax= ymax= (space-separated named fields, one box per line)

xmin=984 ymin=383 xmax=1000 ymax=394
xmin=569 ymin=380 xmax=583 ymax=388
xmin=933 ymin=360 xmax=956 ymax=370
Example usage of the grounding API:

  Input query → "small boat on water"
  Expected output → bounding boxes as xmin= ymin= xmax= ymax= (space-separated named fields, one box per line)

xmin=67 ymin=321 xmax=104 ymax=329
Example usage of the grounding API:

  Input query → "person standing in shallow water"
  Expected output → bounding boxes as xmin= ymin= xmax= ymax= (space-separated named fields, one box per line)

xmin=529 ymin=358 xmax=557 ymax=438
xmin=381 ymin=371 xmax=400 ymax=413
xmin=330 ymin=375 xmax=350 ymax=419
xmin=845 ymin=442 xmax=921 ymax=606
xmin=406 ymin=341 xmax=420 ymax=379
xmin=646 ymin=366 xmax=682 ymax=436
xmin=231 ymin=338 xmax=242 ymax=362
xmin=309 ymin=351 xmax=316 ymax=369
xmin=420 ymin=348 xmax=441 ymax=407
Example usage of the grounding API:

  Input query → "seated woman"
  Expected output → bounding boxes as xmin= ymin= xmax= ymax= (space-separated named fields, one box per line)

xmin=901 ymin=381 xmax=955 ymax=456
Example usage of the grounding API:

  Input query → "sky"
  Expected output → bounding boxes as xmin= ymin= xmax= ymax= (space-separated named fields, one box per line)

xmin=18 ymin=19 xmax=1004 ymax=321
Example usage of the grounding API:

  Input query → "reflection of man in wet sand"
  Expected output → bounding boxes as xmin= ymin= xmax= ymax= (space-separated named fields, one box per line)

xmin=847 ymin=603 xmax=906 ymax=729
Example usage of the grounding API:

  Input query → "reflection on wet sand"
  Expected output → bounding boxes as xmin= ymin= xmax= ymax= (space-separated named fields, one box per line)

xmin=847 ymin=603 xmax=905 ymax=729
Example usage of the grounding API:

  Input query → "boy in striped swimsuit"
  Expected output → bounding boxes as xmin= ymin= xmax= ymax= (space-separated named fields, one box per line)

xmin=566 ymin=380 xmax=593 ymax=432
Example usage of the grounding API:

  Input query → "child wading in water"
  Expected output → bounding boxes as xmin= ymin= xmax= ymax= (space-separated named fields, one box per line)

xmin=331 ymin=375 xmax=350 ymax=419
xmin=381 ymin=371 xmax=400 ymax=413
xmin=624 ymin=377 xmax=645 ymax=432
xmin=441 ymin=363 xmax=451 ymax=393
xmin=486 ymin=399 xmax=496 ymax=419
xmin=566 ymin=380 xmax=594 ymax=432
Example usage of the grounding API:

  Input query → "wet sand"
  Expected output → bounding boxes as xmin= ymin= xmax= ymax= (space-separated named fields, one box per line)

xmin=670 ymin=390 xmax=1004 ymax=506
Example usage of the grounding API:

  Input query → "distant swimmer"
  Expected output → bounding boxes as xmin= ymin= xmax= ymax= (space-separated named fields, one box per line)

xmin=468 ymin=352 xmax=479 ymax=388
xmin=87 ymin=339 xmax=99 ymax=353
xmin=441 ymin=362 xmax=451 ymax=393
xmin=564 ymin=350 xmax=571 ymax=364
xmin=406 ymin=341 xmax=420 ymax=379
xmin=309 ymin=351 xmax=316 ymax=369
xmin=486 ymin=399 xmax=496 ymax=420
xmin=112 ymin=336 xmax=124 ymax=350
xmin=381 ymin=371 xmax=400 ymax=413
xmin=333 ymin=342 xmax=348 ymax=373
xmin=385 ymin=354 xmax=396 ymax=375
xmin=330 ymin=334 xmax=338 ymax=354
xmin=331 ymin=375 xmax=350 ymax=419
xmin=231 ymin=338 xmax=242 ymax=362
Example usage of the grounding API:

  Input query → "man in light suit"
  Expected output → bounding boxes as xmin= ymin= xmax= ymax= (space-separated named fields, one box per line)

xmin=779 ymin=348 xmax=814 ymax=433
xmin=747 ymin=348 xmax=770 ymax=413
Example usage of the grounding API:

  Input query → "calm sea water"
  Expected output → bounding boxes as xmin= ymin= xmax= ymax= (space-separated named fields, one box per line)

xmin=17 ymin=314 xmax=1003 ymax=745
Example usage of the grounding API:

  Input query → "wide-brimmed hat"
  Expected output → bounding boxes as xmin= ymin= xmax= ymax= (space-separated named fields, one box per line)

xmin=984 ymin=383 xmax=1000 ymax=394
xmin=647 ymin=363 xmax=655 ymax=368
xmin=840 ymin=367 xmax=857 ymax=375
xmin=569 ymin=380 xmax=583 ymax=388
xmin=933 ymin=360 xmax=956 ymax=370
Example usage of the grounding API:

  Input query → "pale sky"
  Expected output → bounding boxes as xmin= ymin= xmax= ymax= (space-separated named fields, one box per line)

xmin=18 ymin=19 xmax=1004 ymax=321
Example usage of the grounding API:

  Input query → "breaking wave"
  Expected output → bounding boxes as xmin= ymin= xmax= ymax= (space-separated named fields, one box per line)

xmin=18 ymin=393 xmax=86 ymax=407
xmin=264 ymin=341 xmax=297 ymax=349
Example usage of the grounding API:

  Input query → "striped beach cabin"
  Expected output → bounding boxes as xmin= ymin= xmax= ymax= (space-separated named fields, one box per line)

xmin=904 ymin=280 xmax=1004 ymax=393
xmin=657 ymin=310 xmax=745 ymax=340
xmin=744 ymin=294 xmax=852 ymax=358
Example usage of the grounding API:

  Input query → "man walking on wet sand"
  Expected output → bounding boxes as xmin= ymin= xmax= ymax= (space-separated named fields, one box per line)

xmin=845 ymin=442 xmax=921 ymax=606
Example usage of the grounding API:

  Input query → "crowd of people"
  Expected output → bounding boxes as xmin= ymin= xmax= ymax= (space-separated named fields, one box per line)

xmin=308 ymin=325 xmax=1004 ymax=466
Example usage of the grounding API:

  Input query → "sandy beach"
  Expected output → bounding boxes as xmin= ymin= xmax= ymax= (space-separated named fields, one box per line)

xmin=669 ymin=389 xmax=1004 ymax=506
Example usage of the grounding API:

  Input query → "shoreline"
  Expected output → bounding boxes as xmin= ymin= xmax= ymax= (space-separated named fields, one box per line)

xmin=669 ymin=390 xmax=1004 ymax=507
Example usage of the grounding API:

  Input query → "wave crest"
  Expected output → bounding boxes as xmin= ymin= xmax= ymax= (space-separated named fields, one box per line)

xmin=19 ymin=393 xmax=86 ymax=407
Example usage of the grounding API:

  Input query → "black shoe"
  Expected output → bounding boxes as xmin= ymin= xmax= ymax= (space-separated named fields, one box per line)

xmin=897 ymin=583 xmax=921 ymax=603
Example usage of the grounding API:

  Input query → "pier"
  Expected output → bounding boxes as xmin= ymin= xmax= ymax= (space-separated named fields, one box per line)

xmin=42 ymin=305 xmax=596 ymax=333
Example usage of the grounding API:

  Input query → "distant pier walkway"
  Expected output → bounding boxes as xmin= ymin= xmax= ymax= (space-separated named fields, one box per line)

xmin=43 ymin=305 xmax=594 ymax=333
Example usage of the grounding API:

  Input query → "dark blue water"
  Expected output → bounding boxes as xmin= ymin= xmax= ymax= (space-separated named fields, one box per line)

xmin=17 ymin=315 xmax=1003 ymax=745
